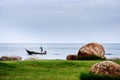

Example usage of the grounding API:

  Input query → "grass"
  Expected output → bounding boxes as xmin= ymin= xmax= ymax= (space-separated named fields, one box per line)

xmin=80 ymin=72 xmax=120 ymax=80
xmin=0 ymin=60 xmax=120 ymax=80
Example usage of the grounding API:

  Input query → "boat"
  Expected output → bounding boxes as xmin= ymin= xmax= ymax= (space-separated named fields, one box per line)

xmin=25 ymin=49 xmax=47 ymax=55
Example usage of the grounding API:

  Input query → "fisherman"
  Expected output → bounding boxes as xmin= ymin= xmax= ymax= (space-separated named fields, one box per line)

xmin=44 ymin=50 xmax=47 ymax=54
xmin=40 ymin=47 xmax=43 ymax=53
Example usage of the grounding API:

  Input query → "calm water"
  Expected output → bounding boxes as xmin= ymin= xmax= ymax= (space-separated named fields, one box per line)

xmin=0 ymin=43 xmax=120 ymax=60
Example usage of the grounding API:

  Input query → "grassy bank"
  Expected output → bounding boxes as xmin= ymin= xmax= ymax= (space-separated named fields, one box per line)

xmin=0 ymin=60 xmax=120 ymax=80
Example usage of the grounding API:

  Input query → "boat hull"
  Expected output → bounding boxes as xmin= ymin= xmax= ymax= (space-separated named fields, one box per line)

xmin=25 ymin=49 xmax=46 ymax=55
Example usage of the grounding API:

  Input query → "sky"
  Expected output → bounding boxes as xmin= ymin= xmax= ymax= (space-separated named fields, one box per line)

xmin=0 ymin=0 xmax=120 ymax=43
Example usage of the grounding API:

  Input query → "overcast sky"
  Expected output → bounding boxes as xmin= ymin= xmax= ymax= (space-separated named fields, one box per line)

xmin=0 ymin=0 xmax=120 ymax=43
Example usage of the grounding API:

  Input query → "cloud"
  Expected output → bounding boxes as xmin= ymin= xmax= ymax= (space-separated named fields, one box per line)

xmin=0 ymin=0 xmax=120 ymax=43
xmin=1 ymin=0 xmax=120 ymax=27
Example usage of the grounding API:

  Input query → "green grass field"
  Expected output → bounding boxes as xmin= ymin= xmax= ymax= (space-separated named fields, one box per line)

xmin=0 ymin=60 xmax=120 ymax=80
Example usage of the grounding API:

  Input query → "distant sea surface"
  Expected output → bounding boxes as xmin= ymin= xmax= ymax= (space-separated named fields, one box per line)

xmin=0 ymin=43 xmax=120 ymax=60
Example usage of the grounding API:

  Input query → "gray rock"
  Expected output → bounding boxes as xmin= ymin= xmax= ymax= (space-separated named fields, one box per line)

xmin=0 ymin=56 xmax=22 ymax=61
xmin=24 ymin=57 xmax=40 ymax=60
xmin=107 ymin=57 xmax=120 ymax=60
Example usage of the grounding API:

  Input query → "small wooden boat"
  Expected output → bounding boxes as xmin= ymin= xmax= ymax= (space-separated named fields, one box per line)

xmin=25 ymin=49 xmax=47 ymax=55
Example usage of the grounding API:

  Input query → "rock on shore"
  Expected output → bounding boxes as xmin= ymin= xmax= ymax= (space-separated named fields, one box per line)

xmin=77 ymin=42 xmax=105 ymax=59
xmin=66 ymin=55 xmax=77 ymax=60
xmin=90 ymin=61 xmax=120 ymax=77
xmin=24 ymin=57 xmax=40 ymax=60
xmin=0 ymin=56 xmax=22 ymax=61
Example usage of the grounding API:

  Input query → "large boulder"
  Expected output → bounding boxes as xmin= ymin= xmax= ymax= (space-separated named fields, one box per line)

xmin=90 ymin=61 xmax=120 ymax=77
xmin=66 ymin=55 xmax=77 ymax=60
xmin=0 ymin=56 xmax=22 ymax=61
xmin=77 ymin=42 xmax=105 ymax=59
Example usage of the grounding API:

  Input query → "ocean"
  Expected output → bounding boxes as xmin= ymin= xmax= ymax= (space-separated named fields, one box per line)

xmin=0 ymin=43 xmax=120 ymax=60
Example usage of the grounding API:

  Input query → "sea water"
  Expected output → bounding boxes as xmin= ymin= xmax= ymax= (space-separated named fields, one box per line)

xmin=0 ymin=43 xmax=120 ymax=60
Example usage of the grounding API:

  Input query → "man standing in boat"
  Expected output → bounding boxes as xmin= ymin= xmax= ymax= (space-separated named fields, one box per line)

xmin=40 ymin=47 xmax=43 ymax=53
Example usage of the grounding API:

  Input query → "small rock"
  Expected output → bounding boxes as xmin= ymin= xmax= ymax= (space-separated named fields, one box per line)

xmin=0 ymin=56 xmax=22 ymax=61
xmin=24 ymin=57 xmax=40 ymax=60
xmin=107 ymin=57 xmax=120 ymax=60
xmin=90 ymin=61 xmax=120 ymax=77
xmin=66 ymin=55 xmax=77 ymax=60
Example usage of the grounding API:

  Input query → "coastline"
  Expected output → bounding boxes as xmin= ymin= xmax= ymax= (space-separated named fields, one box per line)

xmin=0 ymin=43 xmax=120 ymax=60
